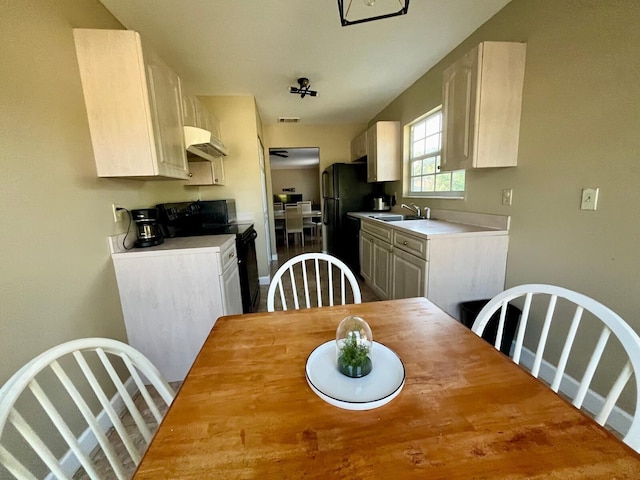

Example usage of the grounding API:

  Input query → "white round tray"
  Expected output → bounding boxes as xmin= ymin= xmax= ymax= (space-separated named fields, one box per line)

xmin=305 ymin=340 xmax=405 ymax=410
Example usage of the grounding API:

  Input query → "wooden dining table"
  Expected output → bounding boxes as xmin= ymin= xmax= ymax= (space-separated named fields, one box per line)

xmin=134 ymin=298 xmax=640 ymax=478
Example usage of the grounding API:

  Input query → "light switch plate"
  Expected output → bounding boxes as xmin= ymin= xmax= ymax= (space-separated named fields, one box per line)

xmin=502 ymin=189 xmax=513 ymax=206
xmin=580 ymin=188 xmax=599 ymax=210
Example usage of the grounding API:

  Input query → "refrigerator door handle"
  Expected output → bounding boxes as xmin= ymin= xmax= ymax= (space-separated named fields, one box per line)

xmin=322 ymin=198 xmax=328 ymax=225
xmin=321 ymin=170 xmax=328 ymax=199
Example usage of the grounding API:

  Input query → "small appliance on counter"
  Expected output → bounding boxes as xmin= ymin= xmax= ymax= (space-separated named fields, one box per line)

xmin=131 ymin=208 xmax=163 ymax=248
xmin=372 ymin=195 xmax=391 ymax=211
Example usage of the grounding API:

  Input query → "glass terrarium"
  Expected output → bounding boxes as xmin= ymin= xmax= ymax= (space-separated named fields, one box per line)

xmin=335 ymin=316 xmax=373 ymax=378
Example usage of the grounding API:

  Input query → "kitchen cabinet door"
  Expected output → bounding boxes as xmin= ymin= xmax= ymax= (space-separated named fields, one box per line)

xmin=186 ymin=157 xmax=225 ymax=186
xmin=144 ymin=46 xmax=191 ymax=178
xmin=366 ymin=121 xmax=401 ymax=182
xmin=73 ymin=29 xmax=188 ymax=179
xmin=391 ymin=247 xmax=428 ymax=299
xmin=371 ymin=238 xmax=392 ymax=300
xmin=350 ymin=130 xmax=367 ymax=162
xmin=441 ymin=41 xmax=526 ymax=171
xmin=360 ymin=230 xmax=374 ymax=283
xmin=221 ymin=245 xmax=242 ymax=315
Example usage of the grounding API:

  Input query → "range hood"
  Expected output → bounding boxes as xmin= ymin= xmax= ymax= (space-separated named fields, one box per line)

xmin=183 ymin=126 xmax=229 ymax=161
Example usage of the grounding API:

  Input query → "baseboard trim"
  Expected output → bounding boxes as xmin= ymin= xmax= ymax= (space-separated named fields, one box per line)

xmin=517 ymin=345 xmax=632 ymax=436
xmin=46 ymin=377 xmax=137 ymax=480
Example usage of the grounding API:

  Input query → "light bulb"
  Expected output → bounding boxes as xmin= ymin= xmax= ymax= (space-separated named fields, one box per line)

xmin=364 ymin=0 xmax=376 ymax=6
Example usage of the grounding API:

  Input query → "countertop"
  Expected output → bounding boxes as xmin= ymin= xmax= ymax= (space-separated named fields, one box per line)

xmin=109 ymin=234 xmax=236 ymax=258
xmin=348 ymin=211 xmax=509 ymax=239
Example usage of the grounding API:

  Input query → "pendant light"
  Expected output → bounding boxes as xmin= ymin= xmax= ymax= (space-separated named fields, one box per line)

xmin=337 ymin=0 xmax=410 ymax=27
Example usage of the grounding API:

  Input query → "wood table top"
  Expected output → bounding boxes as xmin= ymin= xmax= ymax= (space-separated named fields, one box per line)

xmin=134 ymin=298 xmax=640 ymax=479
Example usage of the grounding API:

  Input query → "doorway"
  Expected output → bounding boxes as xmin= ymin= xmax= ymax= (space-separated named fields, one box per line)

xmin=269 ymin=147 xmax=321 ymax=250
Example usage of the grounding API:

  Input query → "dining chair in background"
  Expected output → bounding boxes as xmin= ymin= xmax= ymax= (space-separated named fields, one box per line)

xmin=0 ymin=338 xmax=175 ymax=479
xmin=284 ymin=205 xmax=304 ymax=247
xmin=297 ymin=201 xmax=317 ymax=239
xmin=471 ymin=283 xmax=640 ymax=452
xmin=267 ymin=252 xmax=362 ymax=312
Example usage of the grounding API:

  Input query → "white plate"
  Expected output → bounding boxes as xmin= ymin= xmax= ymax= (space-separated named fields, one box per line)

xmin=305 ymin=341 xmax=405 ymax=410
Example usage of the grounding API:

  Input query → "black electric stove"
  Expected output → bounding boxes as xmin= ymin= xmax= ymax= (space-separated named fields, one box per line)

xmin=156 ymin=201 xmax=260 ymax=313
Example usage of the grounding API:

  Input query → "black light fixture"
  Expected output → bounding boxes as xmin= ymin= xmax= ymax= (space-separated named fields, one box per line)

xmin=290 ymin=78 xmax=318 ymax=98
xmin=338 ymin=0 xmax=410 ymax=27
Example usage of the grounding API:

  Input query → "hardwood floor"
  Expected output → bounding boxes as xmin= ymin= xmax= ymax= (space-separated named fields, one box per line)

xmin=256 ymin=232 xmax=380 ymax=312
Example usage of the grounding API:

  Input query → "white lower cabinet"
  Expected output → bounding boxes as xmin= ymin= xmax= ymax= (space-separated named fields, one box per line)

xmin=359 ymin=218 xmax=508 ymax=319
xmin=360 ymin=230 xmax=391 ymax=300
xmin=391 ymin=247 xmax=428 ymax=299
xmin=111 ymin=236 xmax=242 ymax=381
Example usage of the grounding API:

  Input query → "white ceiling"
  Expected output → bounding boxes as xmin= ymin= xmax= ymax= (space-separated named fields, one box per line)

xmin=98 ymin=0 xmax=511 ymax=125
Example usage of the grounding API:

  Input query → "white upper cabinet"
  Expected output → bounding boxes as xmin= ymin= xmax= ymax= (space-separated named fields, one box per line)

xmin=441 ymin=41 xmax=526 ymax=171
xmin=366 ymin=121 xmax=401 ymax=182
xmin=350 ymin=130 xmax=367 ymax=162
xmin=73 ymin=29 xmax=189 ymax=179
xmin=182 ymin=96 xmax=226 ymax=186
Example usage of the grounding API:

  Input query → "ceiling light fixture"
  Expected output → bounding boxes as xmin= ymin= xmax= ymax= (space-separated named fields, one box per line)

xmin=290 ymin=77 xmax=318 ymax=98
xmin=338 ymin=0 xmax=410 ymax=27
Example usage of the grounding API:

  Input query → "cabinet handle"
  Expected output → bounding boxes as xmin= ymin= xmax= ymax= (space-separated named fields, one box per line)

xmin=188 ymin=172 xmax=193 ymax=177
xmin=403 ymin=241 xmax=408 ymax=245
xmin=228 ymin=252 xmax=235 ymax=259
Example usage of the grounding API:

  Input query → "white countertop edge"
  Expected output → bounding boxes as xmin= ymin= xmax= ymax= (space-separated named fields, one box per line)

xmin=348 ymin=212 xmax=508 ymax=239
xmin=109 ymin=233 xmax=236 ymax=258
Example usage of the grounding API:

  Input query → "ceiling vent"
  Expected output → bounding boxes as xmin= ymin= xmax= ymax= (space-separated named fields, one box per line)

xmin=278 ymin=117 xmax=301 ymax=123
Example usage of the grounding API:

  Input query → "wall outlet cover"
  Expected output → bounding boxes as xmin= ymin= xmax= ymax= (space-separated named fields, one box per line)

xmin=502 ymin=189 xmax=513 ymax=206
xmin=580 ymin=188 xmax=599 ymax=210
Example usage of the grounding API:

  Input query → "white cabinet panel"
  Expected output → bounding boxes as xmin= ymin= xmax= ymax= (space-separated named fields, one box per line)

xmin=112 ymin=238 xmax=242 ymax=381
xmin=391 ymin=247 xmax=428 ymax=299
xmin=442 ymin=41 xmax=526 ymax=171
xmin=366 ymin=121 xmax=401 ymax=182
xmin=73 ymin=29 xmax=188 ymax=179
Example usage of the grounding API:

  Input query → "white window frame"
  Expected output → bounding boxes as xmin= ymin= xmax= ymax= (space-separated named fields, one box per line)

xmin=404 ymin=106 xmax=465 ymax=199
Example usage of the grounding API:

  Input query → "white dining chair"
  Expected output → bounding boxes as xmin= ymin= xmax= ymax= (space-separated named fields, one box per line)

xmin=471 ymin=284 xmax=640 ymax=451
xmin=284 ymin=204 xmax=304 ymax=247
xmin=297 ymin=201 xmax=317 ymax=239
xmin=0 ymin=338 xmax=175 ymax=480
xmin=267 ymin=252 xmax=362 ymax=312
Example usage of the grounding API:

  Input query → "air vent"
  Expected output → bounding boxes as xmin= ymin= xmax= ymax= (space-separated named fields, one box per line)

xmin=278 ymin=117 xmax=300 ymax=123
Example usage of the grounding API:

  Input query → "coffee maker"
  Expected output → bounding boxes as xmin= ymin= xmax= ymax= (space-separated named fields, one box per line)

xmin=131 ymin=208 xmax=164 ymax=248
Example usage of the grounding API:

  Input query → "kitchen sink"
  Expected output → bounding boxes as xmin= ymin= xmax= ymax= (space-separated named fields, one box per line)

xmin=367 ymin=214 xmax=404 ymax=222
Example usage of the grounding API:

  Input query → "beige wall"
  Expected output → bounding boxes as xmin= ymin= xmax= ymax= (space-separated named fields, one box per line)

xmin=196 ymin=96 xmax=271 ymax=278
xmin=271 ymin=168 xmax=321 ymax=205
xmin=264 ymin=123 xmax=366 ymax=253
xmin=375 ymin=0 xmax=640 ymax=403
xmin=0 ymin=1 xmax=198 ymax=385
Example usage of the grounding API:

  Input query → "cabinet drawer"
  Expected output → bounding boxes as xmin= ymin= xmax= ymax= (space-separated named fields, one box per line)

xmin=220 ymin=242 xmax=238 ymax=273
xmin=361 ymin=220 xmax=392 ymax=243
xmin=393 ymin=230 xmax=429 ymax=260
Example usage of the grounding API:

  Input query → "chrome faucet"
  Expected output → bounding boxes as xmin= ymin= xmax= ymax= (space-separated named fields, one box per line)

xmin=401 ymin=203 xmax=420 ymax=217
xmin=400 ymin=203 xmax=430 ymax=219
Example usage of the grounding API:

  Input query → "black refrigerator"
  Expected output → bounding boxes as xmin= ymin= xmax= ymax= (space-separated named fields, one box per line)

xmin=322 ymin=163 xmax=380 ymax=272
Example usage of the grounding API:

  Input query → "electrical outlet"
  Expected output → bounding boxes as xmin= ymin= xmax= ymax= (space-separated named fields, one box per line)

xmin=502 ymin=189 xmax=513 ymax=206
xmin=580 ymin=188 xmax=599 ymax=211
xmin=112 ymin=204 xmax=124 ymax=222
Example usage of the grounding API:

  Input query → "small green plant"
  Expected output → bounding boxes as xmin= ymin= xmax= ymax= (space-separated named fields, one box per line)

xmin=338 ymin=334 xmax=372 ymax=378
